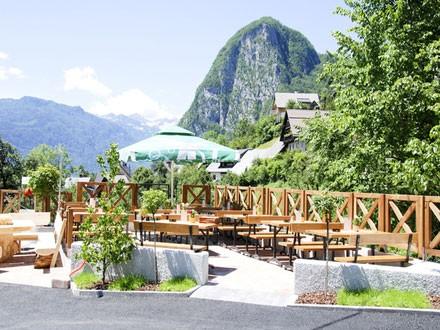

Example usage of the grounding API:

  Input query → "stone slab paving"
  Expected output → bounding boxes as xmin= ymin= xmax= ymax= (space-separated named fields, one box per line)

xmin=190 ymin=245 xmax=296 ymax=306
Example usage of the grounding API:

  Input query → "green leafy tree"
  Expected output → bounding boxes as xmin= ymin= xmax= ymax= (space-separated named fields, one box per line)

xmin=24 ymin=144 xmax=72 ymax=176
xmin=78 ymin=143 xmax=135 ymax=283
xmin=302 ymin=0 xmax=440 ymax=194
xmin=29 ymin=164 xmax=60 ymax=211
xmin=0 ymin=137 xmax=22 ymax=189
xmin=140 ymin=189 xmax=168 ymax=283
xmin=132 ymin=167 xmax=155 ymax=186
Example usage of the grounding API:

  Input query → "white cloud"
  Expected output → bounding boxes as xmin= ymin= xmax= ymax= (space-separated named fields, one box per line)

xmin=0 ymin=66 xmax=25 ymax=80
xmin=89 ymin=89 xmax=177 ymax=124
xmin=64 ymin=66 xmax=112 ymax=97
xmin=0 ymin=52 xmax=8 ymax=60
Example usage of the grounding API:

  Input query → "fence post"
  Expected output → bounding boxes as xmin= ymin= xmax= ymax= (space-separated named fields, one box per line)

xmin=76 ymin=182 xmax=83 ymax=202
xmin=423 ymin=198 xmax=432 ymax=261
xmin=416 ymin=195 xmax=424 ymax=258
xmin=303 ymin=191 xmax=309 ymax=221
xmin=377 ymin=194 xmax=386 ymax=232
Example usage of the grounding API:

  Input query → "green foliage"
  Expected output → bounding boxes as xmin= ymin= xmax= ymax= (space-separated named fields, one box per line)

xmin=203 ymin=115 xmax=281 ymax=149
xmin=78 ymin=144 xmax=135 ymax=283
xmin=141 ymin=189 xmax=168 ymax=217
xmin=302 ymin=0 xmax=440 ymax=195
xmin=337 ymin=289 xmax=431 ymax=309
xmin=158 ymin=277 xmax=197 ymax=292
xmin=132 ymin=166 xmax=167 ymax=186
xmin=24 ymin=144 xmax=72 ymax=176
xmin=286 ymin=99 xmax=309 ymax=110
xmin=313 ymin=193 xmax=340 ymax=221
xmin=0 ymin=137 xmax=22 ymax=189
xmin=73 ymin=272 xmax=100 ymax=289
xmin=29 ymin=164 xmax=60 ymax=198
xmin=240 ymin=151 xmax=316 ymax=188
xmin=108 ymin=275 xmax=147 ymax=291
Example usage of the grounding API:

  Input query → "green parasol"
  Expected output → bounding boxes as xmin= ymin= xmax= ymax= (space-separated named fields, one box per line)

xmin=119 ymin=126 xmax=239 ymax=203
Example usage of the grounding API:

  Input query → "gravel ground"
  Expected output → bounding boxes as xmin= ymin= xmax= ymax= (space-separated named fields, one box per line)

xmin=1 ymin=283 xmax=439 ymax=329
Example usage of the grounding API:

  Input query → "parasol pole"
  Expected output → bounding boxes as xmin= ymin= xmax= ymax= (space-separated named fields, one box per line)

xmin=170 ymin=161 xmax=174 ymax=206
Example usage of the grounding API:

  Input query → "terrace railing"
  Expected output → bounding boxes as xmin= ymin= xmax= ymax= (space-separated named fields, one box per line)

xmin=0 ymin=189 xmax=21 ymax=213
xmin=181 ymin=184 xmax=440 ymax=259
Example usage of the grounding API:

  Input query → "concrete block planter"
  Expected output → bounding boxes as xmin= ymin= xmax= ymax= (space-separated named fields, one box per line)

xmin=71 ymin=282 xmax=201 ymax=298
xmin=294 ymin=259 xmax=440 ymax=296
xmin=71 ymin=242 xmax=209 ymax=285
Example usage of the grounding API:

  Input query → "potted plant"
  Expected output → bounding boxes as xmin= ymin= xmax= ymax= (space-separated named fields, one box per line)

xmin=140 ymin=189 xmax=168 ymax=283
xmin=189 ymin=210 xmax=198 ymax=223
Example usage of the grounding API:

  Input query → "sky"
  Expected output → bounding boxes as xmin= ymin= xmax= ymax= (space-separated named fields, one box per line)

xmin=0 ymin=0 xmax=351 ymax=124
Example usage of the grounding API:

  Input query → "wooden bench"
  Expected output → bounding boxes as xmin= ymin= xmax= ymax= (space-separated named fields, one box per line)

xmin=12 ymin=232 xmax=39 ymax=253
xmin=140 ymin=241 xmax=206 ymax=252
xmin=35 ymin=215 xmax=67 ymax=268
xmin=278 ymin=240 xmax=357 ymax=264
xmin=241 ymin=231 xmax=297 ymax=254
xmin=334 ymin=232 xmax=413 ymax=266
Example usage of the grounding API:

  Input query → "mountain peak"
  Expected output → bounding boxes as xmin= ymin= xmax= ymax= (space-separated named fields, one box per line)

xmin=179 ymin=18 xmax=320 ymax=135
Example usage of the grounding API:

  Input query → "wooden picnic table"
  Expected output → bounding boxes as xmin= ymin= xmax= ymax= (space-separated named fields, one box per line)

xmin=134 ymin=219 xmax=217 ymax=250
xmin=304 ymin=229 xmax=380 ymax=261
xmin=258 ymin=221 xmax=345 ymax=258
xmin=0 ymin=220 xmax=34 ymax=262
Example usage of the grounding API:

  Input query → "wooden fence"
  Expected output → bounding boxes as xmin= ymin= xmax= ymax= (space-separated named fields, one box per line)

xmin=76 ymin=182 xmax=138 ymax=210
xmin=0 ymin=190 xmax=72 ymax=213
xmin=182 ymin=184 xmax=440 ymax=259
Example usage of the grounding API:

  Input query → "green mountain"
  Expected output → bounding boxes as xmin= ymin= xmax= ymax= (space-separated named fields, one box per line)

xmin=0 ymin=96 xmax=155 ymax=170
xmin=179 ymin=17 xmax=321 ymax=135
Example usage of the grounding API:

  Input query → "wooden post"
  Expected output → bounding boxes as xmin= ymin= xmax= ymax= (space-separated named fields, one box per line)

xmin=131 ymin=184 xmax=138 ymax=210
xmin=416 ymin=195 xmax=424 ymax=258
xmin=0 ymin=190 xmax=3 ymax=213
xmin=378 ymin=194 xmax=386 ymax=232
xmin=76 ymin=182 xmax=83 ymax=202
xmin=384 ymin=195 xmax=390 ymax=232
xmin=424 ymin=198 xmax=433 ymax=260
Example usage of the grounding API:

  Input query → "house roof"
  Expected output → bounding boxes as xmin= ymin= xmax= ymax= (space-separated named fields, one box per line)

xmin=283 ymin=109 xmax=329 ymax=137
xmin=274 ymin=92 xmax=320 ymax=108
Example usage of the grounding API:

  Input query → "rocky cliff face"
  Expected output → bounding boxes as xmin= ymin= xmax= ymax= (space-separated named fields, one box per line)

xmin=179 ymin=17 xmax=320 ymax=135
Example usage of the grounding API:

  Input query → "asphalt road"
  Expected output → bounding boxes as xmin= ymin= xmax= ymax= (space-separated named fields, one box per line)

xmin=0 ymin=283 xmax=439 ymax=330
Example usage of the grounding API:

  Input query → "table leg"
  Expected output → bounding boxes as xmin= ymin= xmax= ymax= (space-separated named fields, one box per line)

xmin=232 ymin=218 xmax=237 ymax=246
xmin=140 ymin=221 xmax=144 ymax=246
xmin=272 ymin=227 xmax=282 ymax=258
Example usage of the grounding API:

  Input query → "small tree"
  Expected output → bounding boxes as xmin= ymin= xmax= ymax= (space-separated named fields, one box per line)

xmin=29 ymin=164 xmax=60 ymax=212
xmin=78 ymin=144 xmax=135 ymax=283
xmin=313 ymin=192 xmax=340 ymax=294
xmin=0 ymin=137 xmax=23 ymax=189
xmin=141 ymin=189 xmax=168 ymax=283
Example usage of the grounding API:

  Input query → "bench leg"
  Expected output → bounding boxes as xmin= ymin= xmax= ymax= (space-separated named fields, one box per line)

xmin=289 ymin=247 xmax=293 ymax=265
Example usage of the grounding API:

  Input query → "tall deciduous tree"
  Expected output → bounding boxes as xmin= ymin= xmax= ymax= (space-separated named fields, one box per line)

xmin=303 ymin=0 xmax=440 ymax=194
xmin=24 ymin=144 xmax=72 ymax=175
xmin=0 ymin=137 xmax=23 ymax=189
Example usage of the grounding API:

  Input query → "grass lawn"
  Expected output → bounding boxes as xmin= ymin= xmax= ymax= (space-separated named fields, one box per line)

xmin=108 ymin=275 xmax=147 ymax=291
xmin=159 ymin=277 xmax=197 ymax=292
xmin=337 ymin=289 xmax=431 ymax=309
xmin=73 ymin=272 xmax=100 ymax=289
